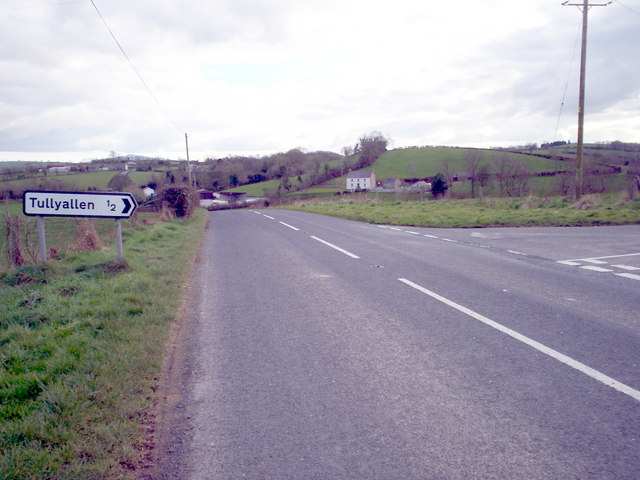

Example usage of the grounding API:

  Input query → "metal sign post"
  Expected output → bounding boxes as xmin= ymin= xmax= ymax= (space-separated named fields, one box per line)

xmin=37 ymin=216 xmax=47 ymax=264
xmin=23 ymin=191 xmax=138 ymax=263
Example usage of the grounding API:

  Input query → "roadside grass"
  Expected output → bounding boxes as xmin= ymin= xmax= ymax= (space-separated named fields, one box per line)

xmin=0 ymin=209 xmax=208 ymax=479
xmin=283 ymin=195 xmax=640 ymax=228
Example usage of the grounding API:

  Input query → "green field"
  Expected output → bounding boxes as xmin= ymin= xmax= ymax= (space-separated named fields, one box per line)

xmin=225 ymin=179 xmax=279 ymax=196
xmin=366 ymin=147 xmax=569 ymax=180
xmin=285 ymin=195 xmax=640 ymax=228
xmin=0 ymin=171 xmax=159 ymax=192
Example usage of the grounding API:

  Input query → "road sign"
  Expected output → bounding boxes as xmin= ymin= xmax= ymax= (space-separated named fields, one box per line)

xmin=23 ymin=190 xmax=137 ymax=218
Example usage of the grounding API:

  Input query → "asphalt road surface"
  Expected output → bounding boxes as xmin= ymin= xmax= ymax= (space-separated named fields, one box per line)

xmin=156 ymin=211 xmax=640 ymax=480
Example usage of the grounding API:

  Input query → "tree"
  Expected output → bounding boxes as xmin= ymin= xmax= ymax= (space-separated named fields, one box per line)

xmin=493 ymin=155 xmax=530 ymax=197
xmin=465 ymin=151 xmax=482 ymax=199
xmin=107 ymin=172 xmax=133 ymax=191
xmin=342 ymin=145 xmax=355 ymax=158
xmin=431 ymin=172 xmax=449 ymax=199
xmin=357 ymin=132 xmax=388 ymax=167
xmin=229 ymin=173 xmax=239 ymax=187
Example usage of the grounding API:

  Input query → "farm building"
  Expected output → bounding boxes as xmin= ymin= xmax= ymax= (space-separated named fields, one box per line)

xmin=346 ymin=170 xmax=376 ymax=191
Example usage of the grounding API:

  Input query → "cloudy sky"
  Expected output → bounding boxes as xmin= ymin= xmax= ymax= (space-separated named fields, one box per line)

xmin=1 ymin=0 xmax=639 ymax=162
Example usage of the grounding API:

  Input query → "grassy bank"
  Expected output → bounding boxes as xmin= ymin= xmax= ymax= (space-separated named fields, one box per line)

xmin=284 ymin=195 xmax=640 ymax=228
xmin=0 ymin=209 xmax=208 ymax=479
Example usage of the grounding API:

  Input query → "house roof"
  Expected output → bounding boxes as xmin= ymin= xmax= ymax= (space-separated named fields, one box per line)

xmin=347 ymin=170 xmax=375 ymax=179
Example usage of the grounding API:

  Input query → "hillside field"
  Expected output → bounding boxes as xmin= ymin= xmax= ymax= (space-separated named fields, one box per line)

xmin=371 ymin=147 xmax=568 ymax=179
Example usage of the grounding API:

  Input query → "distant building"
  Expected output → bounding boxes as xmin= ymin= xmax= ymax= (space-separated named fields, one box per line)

xmin=383 ymin=178 xmax=402 ymax=191
xmin=346 ymin=170 xmax=376 ymax=191
xmin=217 ymin=192 xmax=248 ymax=203
xmin=47 ymin=165 xmax=72 ymax=173
xmin=198 ymin=189 xmax=215 ymax=200
xmin=409 ymin=181 xmax=431 ymax=193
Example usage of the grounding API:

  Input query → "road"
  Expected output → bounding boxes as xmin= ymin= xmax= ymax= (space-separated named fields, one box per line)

xmin=156 ymin=210 xmax=640 ymax=480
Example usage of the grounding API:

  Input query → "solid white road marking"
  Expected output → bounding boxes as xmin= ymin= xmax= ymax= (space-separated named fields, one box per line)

xmin=583 ymin=259 xmax=608 ymax=265
xmin=279 ymin=221 xmax=300 ymax=231
xmin=398 ymin=278 xmax=640 ymax=403
xmin=310 ymin=236 xmax=360 ymax=259
xmin=557 ymin=260 xmax=582 ymax=266
xmin=612 ymin=265 xmax=640 ymax=271
xmin=589 ymin=253 xmax=640 ymax=261
xmin=581 ymin=266 xmax=613 ymax=273
xmin=616 ymin=273 xmax=640 ymax=281
xmin=560 ymin=252 xmax=640 ymax=264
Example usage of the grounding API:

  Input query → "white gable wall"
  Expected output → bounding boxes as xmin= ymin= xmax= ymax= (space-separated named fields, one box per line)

xmin=346 ymin=172 xmax=375 ymax=191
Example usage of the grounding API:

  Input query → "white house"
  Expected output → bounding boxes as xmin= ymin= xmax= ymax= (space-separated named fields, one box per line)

xmin=346 ymin=170 xmax=376 ymax=191
xmin=48 ymin=165 xmax=72 ymax=173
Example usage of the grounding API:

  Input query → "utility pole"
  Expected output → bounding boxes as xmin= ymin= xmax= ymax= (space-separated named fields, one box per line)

xmin=562 ymin=0 xmax=611 ymax=200
xmin=185 ymin=132 xmax=194 ymax=187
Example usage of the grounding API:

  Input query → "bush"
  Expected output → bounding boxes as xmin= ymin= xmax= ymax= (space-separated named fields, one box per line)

xmin=157 ymin=185 xmax=197 ymax=218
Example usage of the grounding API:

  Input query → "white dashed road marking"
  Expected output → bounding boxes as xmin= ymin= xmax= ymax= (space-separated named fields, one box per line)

xmin=612 ymin=265 xmax=640 ymax=271
xmin=310 ymin=236 xmax=360 ymax=259
xmin=557 ymin=253 xmax=640 ymax=281
xmin=581 ymin=266 xmax=613 ymax=273
xmin=279 ymin=221 xmax=300 ymax=231
xmin=616 ymin=273 xmax=640 ymax=281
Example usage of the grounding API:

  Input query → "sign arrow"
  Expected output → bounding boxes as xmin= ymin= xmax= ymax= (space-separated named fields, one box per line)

xmin=122 ymin=197 xmax=132 ymax=215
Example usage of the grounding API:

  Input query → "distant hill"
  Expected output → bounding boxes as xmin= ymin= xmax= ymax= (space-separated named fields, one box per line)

xmin=370 ymin=147 xmax=569 ymax=179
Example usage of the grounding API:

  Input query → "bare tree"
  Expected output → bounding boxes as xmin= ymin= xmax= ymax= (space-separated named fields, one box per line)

xmin=465 ymin=151 xmax=482 ymax=199
xmin=555 ymin=173 xmax=575 ymax=198
xmin=342 ymin=145 xmax=355 ymax=158
xmin=493 ymin=155 xmax=531 ymax=197
xmin=437 ymin=159 xmax=453 ymax=197
xmin=477 ymin=163 xmax=492 ymax=198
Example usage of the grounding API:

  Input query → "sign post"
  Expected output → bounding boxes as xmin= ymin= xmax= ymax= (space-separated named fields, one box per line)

xmin=37 ymin=216 xmax=47 ymax=263
xmin=23 ymin=191 xmax=138 ymax=263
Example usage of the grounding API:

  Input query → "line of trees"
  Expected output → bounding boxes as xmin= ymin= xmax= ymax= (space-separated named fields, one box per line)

xmin=194 ymin=132 xmax=389 ymax=194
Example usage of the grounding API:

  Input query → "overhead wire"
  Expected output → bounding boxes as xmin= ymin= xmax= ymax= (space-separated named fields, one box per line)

xmin=88 ymin=0 xmax=182 ymax=133
xmin=553 ymin=17 xmax=583 ymax=143
xmin=613 ymin=0 xmax=640 ymax=15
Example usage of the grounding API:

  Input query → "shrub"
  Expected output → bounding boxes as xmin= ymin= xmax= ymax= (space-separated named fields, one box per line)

xmin=157 ymin=185 xmax=197 ymax=218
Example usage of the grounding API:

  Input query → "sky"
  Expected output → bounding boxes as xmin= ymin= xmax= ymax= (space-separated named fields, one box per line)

xmin=0 ymin=0 xmax=639 ymax=162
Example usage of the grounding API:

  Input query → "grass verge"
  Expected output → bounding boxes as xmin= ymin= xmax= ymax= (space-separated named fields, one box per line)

xmin=0 ymin=209 xmax=208 ymax=479
xmin=283 ymin=195 xmax=640 ymax=227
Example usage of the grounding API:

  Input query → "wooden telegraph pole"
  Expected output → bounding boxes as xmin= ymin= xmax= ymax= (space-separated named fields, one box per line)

xmin=562 ymin=0 xmax=611 ymax=200
xmin=185 ymin=133 xmax=194 ymax=187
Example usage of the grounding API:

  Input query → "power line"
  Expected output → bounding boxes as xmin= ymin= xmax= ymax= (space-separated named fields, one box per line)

xmin=89 ymin=0 xmax=182 ymax=133
xmin=553 ymin=17 xmax=583 ymax=143
xmin=613 ymin=0 xmax=640 ymax=15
